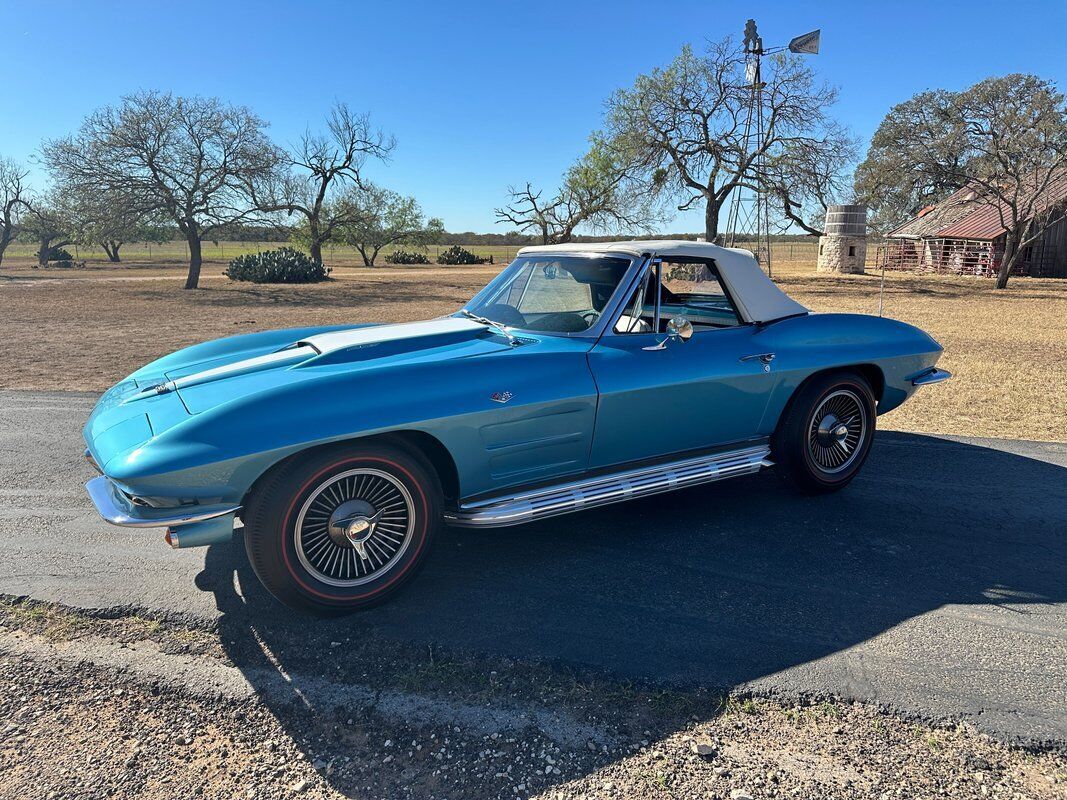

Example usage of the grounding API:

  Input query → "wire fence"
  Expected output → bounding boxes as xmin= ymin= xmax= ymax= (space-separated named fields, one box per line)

xmin=876 ymin=239 xmax=1065 ymax=278
xmin=3 ymin=239 xmax=894 ymax=272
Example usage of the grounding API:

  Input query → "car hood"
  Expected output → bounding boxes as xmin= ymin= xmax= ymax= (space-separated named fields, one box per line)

xmin=85 ymin=317 xmax=514 ymax=473
xmin=168 ymin=316 xmax=519 ymax=412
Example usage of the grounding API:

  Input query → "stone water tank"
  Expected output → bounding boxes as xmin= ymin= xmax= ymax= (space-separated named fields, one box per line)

xmin=816 ymin=204 xmax=868 ymax=274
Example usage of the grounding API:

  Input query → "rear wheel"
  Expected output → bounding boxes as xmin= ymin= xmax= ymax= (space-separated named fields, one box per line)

xmin=772 ymin=371 xmax=876 ymax=494
xmin=243 ymin=442 xmax=441 ymax=614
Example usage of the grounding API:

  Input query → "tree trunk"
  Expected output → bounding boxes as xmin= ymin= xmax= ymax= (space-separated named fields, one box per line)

xmin=184 ymin=233 xmax=203 ymax=289
xmin=995 ymin=233 xmax=1016 ymax=289
xmin=705 ymin=198 xmax=720 ymax=243
xmin=0 ymin=236 xmax=10 ymax=269
xmin=37 ymin=236 xmax=52 ymax=268
xmin=103 ymin=241 xmax=122 ymax=262
xmin=307 ymin=217 xmax=324 ymax=265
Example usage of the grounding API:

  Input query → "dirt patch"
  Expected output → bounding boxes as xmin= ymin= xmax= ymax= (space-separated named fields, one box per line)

xmin=0 ymin=599 xmax=1063 ymax=800
xmin=0 ymin=263 xmax=497 ymax=392
xmin=1 ymin=260 xmax=1064 ymax=441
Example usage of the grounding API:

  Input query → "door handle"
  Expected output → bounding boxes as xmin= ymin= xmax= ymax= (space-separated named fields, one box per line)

xmin=740 ymin=353 xmax=775 ymax=371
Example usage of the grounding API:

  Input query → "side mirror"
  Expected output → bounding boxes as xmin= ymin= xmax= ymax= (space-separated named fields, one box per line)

xmin=667 ymin=316 xmax=693 ymax=342
xmin=641 ymin=315 xmax=693 ymax=352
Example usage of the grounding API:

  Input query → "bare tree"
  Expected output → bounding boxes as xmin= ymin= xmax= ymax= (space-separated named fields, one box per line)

xmin=252 ymin=103 xmax=394 ymax=265
xmin=495 ymin=137 xmax=659 ymax=243
xmin=59 ymin=186 xmax=170 ymax=262
xmin=495 ymin=183 xmax=568 ymax=244
xmin=855 ymin=74 xmax=1067 ymax=288
xmin=20 ymin=195 xmax=74 ymax=267
xmin=0 ymin=157 xmax=29 ymax=268
xmin=603 ymin=39 xmax=846 ymax=241
xmin=763 ymin=123 xmax=859 ymax=234
xmin=43 ymin=91 xmax=278 ymax=289
xmin=337 ymin=183 xmax=443 ymax=266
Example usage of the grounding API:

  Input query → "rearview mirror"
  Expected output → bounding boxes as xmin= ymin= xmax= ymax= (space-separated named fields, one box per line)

xmin=667 ymin=316 xmax=693 ymax=342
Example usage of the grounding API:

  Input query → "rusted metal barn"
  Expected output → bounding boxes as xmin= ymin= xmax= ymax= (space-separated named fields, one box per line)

xmin=879 ymin=181 xmax=1067 ymax=278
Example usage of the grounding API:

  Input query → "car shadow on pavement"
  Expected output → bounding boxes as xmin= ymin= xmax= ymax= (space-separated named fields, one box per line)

xmin=195 ymin=432 xmax=1067 ymax=795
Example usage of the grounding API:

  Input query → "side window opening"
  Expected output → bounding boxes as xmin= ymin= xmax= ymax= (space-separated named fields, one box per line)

xmin=660 ymin=260 xmax=741 ymax=330
xmin=615 ymin=259 xmax=741 ymax=334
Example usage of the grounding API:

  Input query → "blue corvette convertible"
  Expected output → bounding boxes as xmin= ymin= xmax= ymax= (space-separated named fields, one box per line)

xmin=84 ymin=241 xmax=950 ymax=613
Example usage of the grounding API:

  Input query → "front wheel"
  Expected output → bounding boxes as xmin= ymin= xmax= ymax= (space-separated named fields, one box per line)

xmin=243 ymin=442 xmax=441 ymax=614
xmin=772 ymin=371 xmax=876 ymax=494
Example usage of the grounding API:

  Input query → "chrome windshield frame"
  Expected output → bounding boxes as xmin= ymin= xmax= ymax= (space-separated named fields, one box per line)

xmin=457 ymin=251 xmax=650 ymax=340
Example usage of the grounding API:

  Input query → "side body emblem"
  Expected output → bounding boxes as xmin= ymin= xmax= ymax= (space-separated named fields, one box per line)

xmin=490 ymin=391 xmax=514 ymax=404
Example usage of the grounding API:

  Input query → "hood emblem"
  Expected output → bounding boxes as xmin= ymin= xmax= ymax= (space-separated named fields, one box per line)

xmin=490 ymin=391 xmax=514 ymax=404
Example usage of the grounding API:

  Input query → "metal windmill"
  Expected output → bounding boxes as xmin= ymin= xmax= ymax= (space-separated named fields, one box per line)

xmin=723 ymin=20 xmax=820 ymax=279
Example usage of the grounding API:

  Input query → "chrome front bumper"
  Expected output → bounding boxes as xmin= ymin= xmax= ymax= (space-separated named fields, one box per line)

xmin=911 ymin=368 xmax=952 ymax=386
xmin=85 ymin=475 xmax=241 ymax=530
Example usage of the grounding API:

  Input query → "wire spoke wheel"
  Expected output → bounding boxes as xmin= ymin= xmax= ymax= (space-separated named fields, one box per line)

xmin=807 ymin=389 xmax=867 ymax=474
xmin=294 ymin=468 xmax=415 ymax=587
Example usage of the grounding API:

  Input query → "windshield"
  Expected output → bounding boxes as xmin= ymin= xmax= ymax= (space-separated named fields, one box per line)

xmin=462 ymin=255 xmax=633 ymax=334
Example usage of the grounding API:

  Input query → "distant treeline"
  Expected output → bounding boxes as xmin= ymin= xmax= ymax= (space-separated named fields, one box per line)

xmin=181 ymin=226 xmax=821 ymax=245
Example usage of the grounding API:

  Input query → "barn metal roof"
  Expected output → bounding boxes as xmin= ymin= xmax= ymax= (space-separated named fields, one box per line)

xmin=888 ymin=171 xmax=1067 ymax=242
xmin=935 ymin=203 xmax=1010 ymax=240
xmin=888 ymin=189 xmax=978 ymax=239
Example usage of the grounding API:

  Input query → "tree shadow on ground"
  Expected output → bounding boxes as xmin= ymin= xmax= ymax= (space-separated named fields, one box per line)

xmin=196 ymin=432 xmax=1067 ymax=797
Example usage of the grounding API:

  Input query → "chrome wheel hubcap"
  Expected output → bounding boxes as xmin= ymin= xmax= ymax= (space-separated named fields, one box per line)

xmin=325 ymin=499 xmax=384 ymax=561
xmin=808 ymin=390 xmax=866 ymax=474
xmin=295 ymin=468 xmax=414 ymax=587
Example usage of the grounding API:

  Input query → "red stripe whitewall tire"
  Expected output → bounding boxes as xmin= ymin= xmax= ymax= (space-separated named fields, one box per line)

xmin=243 ymin=442 xmax=441 ymax=615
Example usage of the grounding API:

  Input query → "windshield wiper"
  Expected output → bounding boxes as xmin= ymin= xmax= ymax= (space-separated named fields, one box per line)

xmin=460 ymin=310 xmax=520 ymax=347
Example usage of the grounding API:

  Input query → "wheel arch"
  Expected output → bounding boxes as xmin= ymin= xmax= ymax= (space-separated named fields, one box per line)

xmin=378 ymin=430 xmax=460 ymax=503
xmin=849 ymin=363 xmax=885 ymax=403
xmin=241 ymin=429 xmax=460 ymax=511
xmin=773 ymin=363 xmax=884 ymax=437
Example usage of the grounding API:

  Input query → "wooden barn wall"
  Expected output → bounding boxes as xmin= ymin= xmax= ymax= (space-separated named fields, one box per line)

xmin=1038 ymin=216 xmax=1067 ymax=277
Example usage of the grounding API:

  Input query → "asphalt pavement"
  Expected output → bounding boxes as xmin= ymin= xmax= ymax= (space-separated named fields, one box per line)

xmin=1 ymin=389 xmax=1064 ymax=745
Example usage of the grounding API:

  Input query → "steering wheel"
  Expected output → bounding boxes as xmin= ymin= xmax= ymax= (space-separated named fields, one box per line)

xmin=479 ymin=303 xmax=527 ymax=328
xmin=580 ymin=310 xmax=600 ymax=325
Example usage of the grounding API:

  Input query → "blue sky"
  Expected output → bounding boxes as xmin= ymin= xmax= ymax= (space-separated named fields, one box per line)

xmin=3 ymin=0 xmax=1067 ymax=233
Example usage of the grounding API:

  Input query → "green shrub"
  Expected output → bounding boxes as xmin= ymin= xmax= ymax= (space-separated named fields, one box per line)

xmin=436 ymin=245 xmax=487 ymax=265
xmin=224 ymin=247 xmax=330 ymax=283
xmin=47 ymin=247 xmax=74 ymax=262
xmin=389 ymin=250 xmax=430 ymax=265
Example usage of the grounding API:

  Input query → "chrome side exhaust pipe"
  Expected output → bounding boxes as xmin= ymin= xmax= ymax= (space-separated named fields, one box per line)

xmin=164 ymin=514 xmax=237 ymax=549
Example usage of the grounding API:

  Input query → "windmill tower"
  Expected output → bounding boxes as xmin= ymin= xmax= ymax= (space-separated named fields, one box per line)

xmin=723 ymin=20 xmax=821 ymax=279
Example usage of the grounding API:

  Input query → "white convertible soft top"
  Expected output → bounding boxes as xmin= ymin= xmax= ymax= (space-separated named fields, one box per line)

xmin=517 ymin=240 xmax=809 ymax=324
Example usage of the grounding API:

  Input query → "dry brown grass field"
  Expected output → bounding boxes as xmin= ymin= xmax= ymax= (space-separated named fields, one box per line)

xmin=1 ymin=252 xmax=1063 ymax=442
xmin=0 ymin=239 xmax=832 ymax=269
